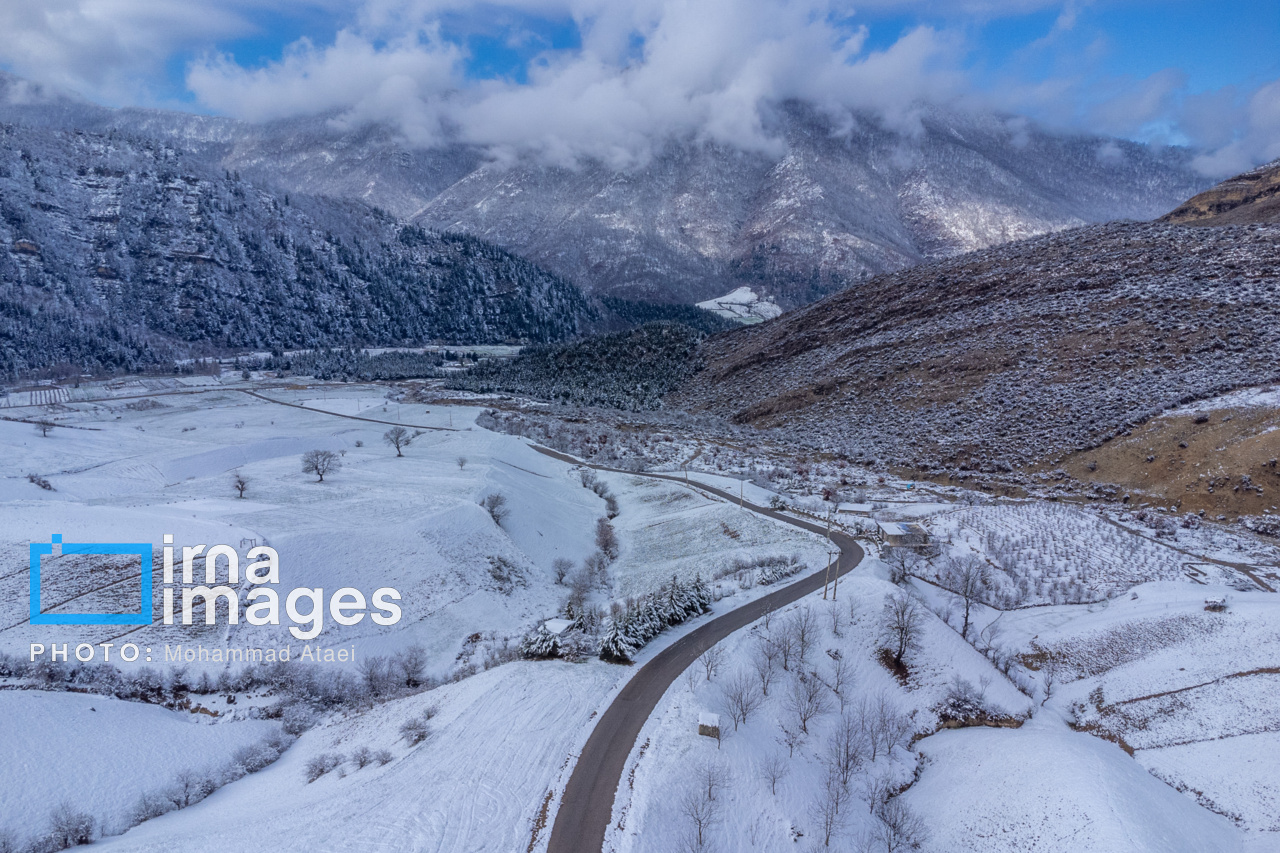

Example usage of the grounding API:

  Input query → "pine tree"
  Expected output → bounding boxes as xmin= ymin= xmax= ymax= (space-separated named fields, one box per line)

xmin=691 ymin=573 xmax=712 ymax=613
xmin=520 ymin=626 xmax=560 ymax=659
xmin=599 ymin=617 xmax=638 ymax=663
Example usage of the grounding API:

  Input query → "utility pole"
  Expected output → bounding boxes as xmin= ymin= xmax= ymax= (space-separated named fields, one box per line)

xmin=829 ymin=549 xmax=842 ymax=600
xmin=822 ymin=551 xmax=833 ymax=599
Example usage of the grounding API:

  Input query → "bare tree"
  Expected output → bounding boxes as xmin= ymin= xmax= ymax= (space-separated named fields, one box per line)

xmin=678 ymin=786 xmax=721 ymax=852
xmin=867 ymin=799 xmax=929 ymax=852
xmin=867 ymin=693 xmax=912 ymax=760
xmin=881 ymin=592 xmax=923 ymax=668
xmin=694 ymin=758 xmax=729 ymax=803
xmin=812 ymin=767 xmax=850 ymax=847
xmin=1041 ymin=652 xmax=1059 ymax=705
xmin=456 ymin=456 xmax=467 ymax=469
xmin=232 ymin=470 xmax=249 ymax=498
xmin=684 ymin=663 xmax=701 ymax=696
xmin=784 ymin=671 xmax=831 ymax=734
xmin=594 ymin=517 xmax=619 ymax=560
xmin=858 ymin=773 xmax=894 ymax=813
xmin=824 ymin=712 xmax=868 ymax=789
xmin=383 ymin=426 xmax=413 ymax=457
xmin=551 ymin=557 xmax=574 ymax=585
xmin=699 ymin=645 xmax=725 ymax=681
xmin=301 ymin=449 xmax=341 ymax=482
xmin=942 ymin=556 xmax=988 ymax=639
xmin=567 ymin=568 xmax=592 ymax=615
xmin=829 ymin=604 xmax=846 ymax=638
xmin=34 ymin=419 xmax=55 ymax=438
xmin=170 ymin=768 xmax=213 ymax=807
xmin=824 ymin=653 xmax=853 ymax=711
xmin=772 ymin=626 xmax=796 ymax=672
xmin=791 ymin=606 xmax=819 ymax=667
xmin=481 ymin=492 xmax=509 ymax=525
xmin=974 ymin=617 xmax=1003 ymax=658
xmin=720 ymin=670 xmax=763 ymax=729
xmin=758 ymin=751 xmax=789 ymax=795
xmin=583 ymin=551 xmax=610 ymax=586
xmin=392 ymin=643 xmax=428 ymax=688
xmin=751 ymin=638 xmax=779 ymax=697
xmin=358 ymin=655 xmax=388 ymax=697
xmin=778 ymin=722 xmax=805 ymax=757
xmin=883 ymin=547 xmax=920 ymax=585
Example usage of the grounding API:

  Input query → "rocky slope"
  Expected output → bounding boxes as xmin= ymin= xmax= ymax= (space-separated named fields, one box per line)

xmin=0 ymin=122 xmax=594 ymax=378
xmin=0 ymin=74 xmax=1211 ymax=308
xmin=1162 ymin=158 xmax=1280 ymax=225
xmin=669 ymin=221 xmax=1280 ymax=476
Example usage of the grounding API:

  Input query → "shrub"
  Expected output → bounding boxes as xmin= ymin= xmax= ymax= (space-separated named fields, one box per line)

xmin=304 ymin=753 xmax=344 ymax=783
xmin=400 ymin=715 xmax=432 ymax=746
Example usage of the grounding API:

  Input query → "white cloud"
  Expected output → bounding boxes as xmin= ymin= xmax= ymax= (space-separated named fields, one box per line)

xmin=0 ymin=0 xmax=266 ymax=105
xmin=185 ymin=0 xmax=966 ymax=166
xmin=188 ymin=28 xmax=463 ymax=143
xmin=1 ymin=0 xmax=1276 ymax=176
xmin=1189 ymin=80 xmax=1280 ymax=176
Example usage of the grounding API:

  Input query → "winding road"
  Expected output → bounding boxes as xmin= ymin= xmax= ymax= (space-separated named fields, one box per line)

xmin=530 ymin=445 xmax=865 ymax=853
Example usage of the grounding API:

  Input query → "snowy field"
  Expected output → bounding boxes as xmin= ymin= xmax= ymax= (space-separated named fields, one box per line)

xmin=986 ymin=583 xmax=1280 ymax=848
xmin=611 ymin=554 xmax=1278 ymax=852
xmin=608 ymin=568 xmax=1032 ymax=853
xmin=1 ymin=386 xmax=608 ymax=673
xmin=0 ymin=690 xmax=280 ymax=845
xmin=905 ymin=716 xmax=1241 ymax=853
xmin=3 ymin=381 xmax=850 ymax=850
xmin=601 ymin=472 xmax=830 ymax=599
xmin=93 ymin=661 xmax=621 ymax=853
xmin=926 ymin=502 xmax=1263 ymax=607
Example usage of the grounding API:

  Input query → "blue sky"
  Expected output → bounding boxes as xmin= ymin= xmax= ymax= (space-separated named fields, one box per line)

xmin=2 ymin=0 xmax=1277 ymax=173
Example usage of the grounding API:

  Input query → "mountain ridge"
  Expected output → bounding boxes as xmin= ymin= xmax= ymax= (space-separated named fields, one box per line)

xmin=1162 ymin=158 xmax=1280 ymax=225
xmin=0 ymin=120 xmax=596 ymax=378
xmin=0 ymin=73 xmax=1213 ymax=307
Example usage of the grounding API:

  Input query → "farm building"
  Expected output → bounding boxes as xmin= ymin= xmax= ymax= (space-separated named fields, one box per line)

xmin=877 ymin=521 xmax=930 ymax=548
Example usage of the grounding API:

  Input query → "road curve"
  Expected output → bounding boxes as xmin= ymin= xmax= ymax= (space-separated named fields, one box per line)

xmin=532 ymin=444 xmax=865 ymax=853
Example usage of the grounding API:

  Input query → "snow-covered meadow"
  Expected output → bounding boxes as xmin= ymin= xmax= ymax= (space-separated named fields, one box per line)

xmin=3 ymin=382 xmax=842 ymax=849
xmin=924 ymin=502 xmax=1265 ymax=607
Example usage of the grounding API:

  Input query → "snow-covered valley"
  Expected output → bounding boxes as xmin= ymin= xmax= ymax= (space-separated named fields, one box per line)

xmin=1 ymin=379 xmax=1277 ymax=853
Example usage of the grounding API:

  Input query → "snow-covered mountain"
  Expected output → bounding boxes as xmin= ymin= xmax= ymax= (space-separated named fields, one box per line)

xmin=0 ymin=74 xmax=1212 ymax=308
xmin=669 ymin=219 xmax=1280 ymax=476
xmin=0 ymin=120 xmax=594 ymax=377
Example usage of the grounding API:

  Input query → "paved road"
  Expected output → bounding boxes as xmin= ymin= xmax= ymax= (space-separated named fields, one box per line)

xmin=532 ymin=445 xmax=865 ymax=853
xmin=238 ymin=389 xmax=457 ymax=431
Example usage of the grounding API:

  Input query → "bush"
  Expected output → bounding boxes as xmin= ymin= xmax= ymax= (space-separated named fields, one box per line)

xmin=304 ymin=753 xmax=344 ymax=783
xmin=374 ymin=749 xmax=393 ymax=766
xmin=400 ymin=715 xmax=432 ymax=746
xmin=281 ymin=703 xmax=318 ymax=735
xmin=45 ymin=803 xmax=94 ymax=849
xmin=481 ymin=493 xmax=509 ymax=525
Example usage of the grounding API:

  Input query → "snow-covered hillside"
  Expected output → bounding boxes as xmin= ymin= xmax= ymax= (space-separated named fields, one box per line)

xmin=0 ymin=690 xmax=280 ymax=844
xmin=0 ymin=72 xmax=1210 ymax=308
xmin=695 ymin=287 xmax=783 ymax=325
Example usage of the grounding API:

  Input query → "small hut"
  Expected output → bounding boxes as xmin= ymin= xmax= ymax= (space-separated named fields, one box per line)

xmin=877 ymin=521 xmax=929 ymax=548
